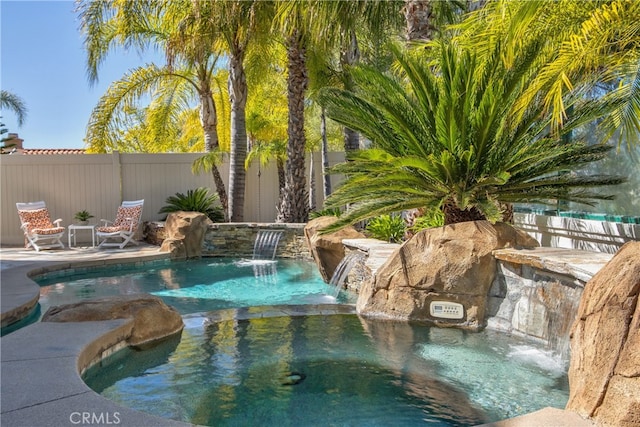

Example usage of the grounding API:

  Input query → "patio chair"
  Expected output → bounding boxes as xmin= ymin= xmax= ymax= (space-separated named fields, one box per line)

xmin=16 ymin=201 xmax=65 ymax=252
xmin=96 ymin=199 xmax=144 ymax=249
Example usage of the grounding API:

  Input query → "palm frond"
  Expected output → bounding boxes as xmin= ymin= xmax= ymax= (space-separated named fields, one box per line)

xmin=319 ymin=40 xmax=625 ymax=229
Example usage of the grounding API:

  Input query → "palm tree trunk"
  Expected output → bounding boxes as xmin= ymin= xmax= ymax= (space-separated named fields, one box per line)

xmin=199 ymin=89 xmax=229 ymax=220
xmin=210 ymin=167 xmax=228 ymax=221
xmin=341 ymin=29 xmax=361 ymax=152
xmin=277 ymin=30 xmax=309 ymax=223
xmin=277 ymin=159 xmax=285 ymax=198
xmin=442 ymin=198 xmax=486 ymax=225
xmin=320 ymin=108 xmax=332 ymax=199
xmin=403 ymin=0 xmax=435 ymax=42
xmin=500 ymin=203 xmax=514 ymax=224
xmin=228 ymin=50 xmax=248 ymax=222
xmin=308 ymin=151 xmax=316 ymax=212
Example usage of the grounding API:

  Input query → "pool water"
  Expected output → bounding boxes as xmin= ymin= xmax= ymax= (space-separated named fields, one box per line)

xmin=36 ymin=258 xmax=355 ymax=315
xmin=84 ymin=313 xmax=569 ymax=426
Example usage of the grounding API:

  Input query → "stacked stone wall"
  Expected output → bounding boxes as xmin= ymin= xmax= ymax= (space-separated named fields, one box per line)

xmin=145 ymin=221 xmax=311 ymax=259
xmin=204 ymin=223 xmax=311 ymax=259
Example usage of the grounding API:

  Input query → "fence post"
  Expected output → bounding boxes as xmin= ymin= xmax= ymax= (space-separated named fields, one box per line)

xmin=111 ymin=151 xmax=122 ymax=202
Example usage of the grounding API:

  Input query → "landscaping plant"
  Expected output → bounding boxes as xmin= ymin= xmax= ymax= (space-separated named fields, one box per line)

xmin=74 ymin=210 xmax=94 ymax=223
xmin=318 ymin=41 xmax=625 ymax=232
xmin=309 ymin=208 xmax=342 ymax=219
xmin=159 ymin=187 xmax=225 ymax=222
xmin=365 ymin=214 xmax=406 ymax=243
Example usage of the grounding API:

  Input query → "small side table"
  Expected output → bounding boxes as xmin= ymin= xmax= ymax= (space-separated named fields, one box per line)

xmin=68 ymin=224 xmax=96 ymax=248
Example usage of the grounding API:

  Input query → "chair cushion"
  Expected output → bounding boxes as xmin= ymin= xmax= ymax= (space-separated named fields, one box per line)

xmin=32 ymin=227 xmax=65 ymax=235
xmin=18 ymin=208 xmax=54 ymax=233
xmin=113 ymin=205 xmax=142 ymax=229
xmin=96 ymin=225 xmax=130 ymax=234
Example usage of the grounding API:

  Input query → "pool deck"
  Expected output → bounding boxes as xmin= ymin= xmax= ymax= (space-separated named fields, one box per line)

xmin=1 ymin=244 xmax=596 ymax=427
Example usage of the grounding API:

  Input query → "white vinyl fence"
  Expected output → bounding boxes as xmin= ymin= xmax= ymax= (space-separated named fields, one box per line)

xmin=2 ymin=151 xmax=637 ymax=252
xmin=1 ymin=151 xmax=345 ymax=246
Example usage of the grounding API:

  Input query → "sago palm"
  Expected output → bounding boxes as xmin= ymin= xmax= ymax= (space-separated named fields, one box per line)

xmin=318 ymin=42 xmax=625 ymax=230
xmin=159 ymin=187 xmax=225 ymax=223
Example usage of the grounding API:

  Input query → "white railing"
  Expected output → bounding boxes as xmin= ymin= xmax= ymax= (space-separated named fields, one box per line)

xmin=514 ymin=212 xmax=639 ymax=253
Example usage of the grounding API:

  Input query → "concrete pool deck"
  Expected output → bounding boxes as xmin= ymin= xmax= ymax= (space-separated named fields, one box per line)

xmin=1 ymin=244 xmax=596 ymax=427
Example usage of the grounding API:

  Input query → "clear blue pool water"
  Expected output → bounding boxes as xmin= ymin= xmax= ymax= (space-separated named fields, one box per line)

xmin=36 ymin=258 xmax=355 ymax=315
xmin=84 ymin=313 xmax=570 ymax=426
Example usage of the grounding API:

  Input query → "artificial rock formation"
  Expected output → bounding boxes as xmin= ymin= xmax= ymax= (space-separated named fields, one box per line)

xmin=160 ymin=211 xmax=212 ymax=259
xmin=304 ymin=216 xmax=366 ymax=283
xmin=566 ymin=241 xmax=640 ymax=427
xmin=357 ymin=221 xmax=539 ymax=330
xmin=42 ymin=294 xmax=184 ymax=348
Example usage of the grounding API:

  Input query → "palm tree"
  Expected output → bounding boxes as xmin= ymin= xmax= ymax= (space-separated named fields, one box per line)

xmin=98 ymin=103 xmax=205 ymax=153
xmin=85 ymin=65 xmax=227 ymax=151
xmin=402 ymin=0 xmax=467 ymax=43
xmin=245 ymin=63 xmax=289 ymax=197
xmin=272 ymin=1 xmax=402 ymax=221
xmin=272 ymin=1 xmax=311 ymax=223
xmin=181 ymin=0 xmax=275 ymax=222
xmin=454 ymin=0 xmax=640 ymax=147
xmin=77 ymin=0 xmax=230 ymax=218
xmin=0 ymin=90 xmax=27 ymax=126
xmin=308 ymin=1 xmax=403 ymax=152
xmin=318 ymin=42 xmax=625 ymax=230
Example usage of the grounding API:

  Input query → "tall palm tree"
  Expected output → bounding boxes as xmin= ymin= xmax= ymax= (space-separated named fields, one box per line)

xmin=272 ymin=1 xmax=310 ymax=223
xmin=77 ymin=0 xmax=230 ymax=218
xmin=182 ymin=0 xmax=274 ymax=222
xmin=0 ymin=90 xmax=27 ymax=127
xmin=318 ymin=42 xmax=625 ymax=229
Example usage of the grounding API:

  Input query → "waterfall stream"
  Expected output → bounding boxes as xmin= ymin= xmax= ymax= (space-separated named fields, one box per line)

xmin=329 ymin=252 xmax=365 ymax=297
xmin=252 ymin=230 xmax=284 ymax=260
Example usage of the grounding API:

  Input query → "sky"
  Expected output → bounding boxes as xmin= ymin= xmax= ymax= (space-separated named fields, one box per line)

xmin=1 ymin=0 xmax=162 ymax=149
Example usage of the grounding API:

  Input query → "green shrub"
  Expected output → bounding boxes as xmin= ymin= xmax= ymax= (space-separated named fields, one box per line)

xmin=365 ymin=214 xmax=406 ymax=243
xmin=309 ymin=208 xmax=342 ymax=219
xmin=159 ymin=187 xmax=225 ymax=222
xmin=410 ymin=209 xmax=444 ymax=233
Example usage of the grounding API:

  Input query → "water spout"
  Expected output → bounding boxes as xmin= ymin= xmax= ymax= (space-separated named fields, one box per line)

xmin=509 ymin=282 xmax=582 ymax=367
xmin=329 ymin=252 xmax=365 ymax=297
xmin=253 ymin=230 xmax=284 ymax=260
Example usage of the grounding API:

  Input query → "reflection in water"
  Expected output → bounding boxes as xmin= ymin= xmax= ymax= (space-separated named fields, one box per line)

xmin=85 ymin=314 xmax=569 ymax=426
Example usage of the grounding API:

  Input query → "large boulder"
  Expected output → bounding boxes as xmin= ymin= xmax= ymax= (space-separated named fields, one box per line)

xmin=566 ymin=241 xmax=640 ymax=427
xmin=357 ymin=221 xmax=539 ymax=330
xmin=304 ymin=216 xmax=366 ymax=283
xmin=160 ymin=211 xmax=212 ymax=259
xmin=42 ymin=294 xmax=184 ymax=348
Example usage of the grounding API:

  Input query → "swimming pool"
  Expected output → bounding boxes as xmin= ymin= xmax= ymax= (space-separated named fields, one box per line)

xmin=35 ymin=258 xmax=356 ymax=315
xmin=84 ymin=312 xmax=569 ymax=426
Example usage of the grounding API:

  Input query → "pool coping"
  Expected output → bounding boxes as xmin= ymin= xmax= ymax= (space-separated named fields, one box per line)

xmin=1 ymin=245 xmax=171 ymax=329
xmin=0 ymin=246 xmax=595 ymax=427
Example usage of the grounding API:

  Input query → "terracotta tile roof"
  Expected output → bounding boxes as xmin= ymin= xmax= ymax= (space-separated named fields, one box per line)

xmin=22 ymin=149 xmax=86 ymax=155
